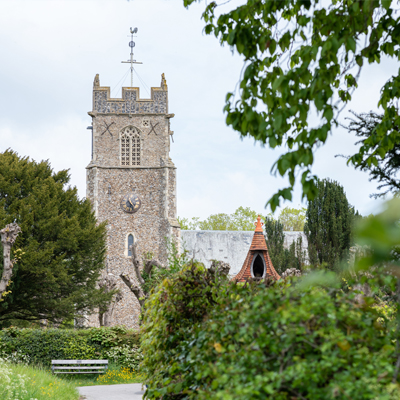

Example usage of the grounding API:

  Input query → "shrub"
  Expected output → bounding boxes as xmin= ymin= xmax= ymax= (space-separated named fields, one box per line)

xmin=105 ymin=345 xmax=143 ymax=370
xmin=0 ymin=326 xmax=141 ymax=370
xmin=140 ymin=261 xmax=230 ymax=394
xmin=143 ymin=280 xmax=400 ymax=399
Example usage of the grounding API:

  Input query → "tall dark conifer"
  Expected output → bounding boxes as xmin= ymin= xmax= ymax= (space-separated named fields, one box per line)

xmin=264 ymin=217 xmax=304 ymax=274
xmin=304 ymin=178 xmax=357 ymax=270
xmin=0 ymin=150 xmax=114 ymax=325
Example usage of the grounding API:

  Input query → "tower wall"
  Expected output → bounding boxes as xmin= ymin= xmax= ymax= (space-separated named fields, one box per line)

xmin=86 ymin=74 xmax=179 ymax=328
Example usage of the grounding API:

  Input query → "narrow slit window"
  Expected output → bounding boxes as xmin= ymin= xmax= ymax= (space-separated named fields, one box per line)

xmin=127 ymin=234 xmax=134 ymax=257
xmin=121 ymin=126 xmax=141 ymax=166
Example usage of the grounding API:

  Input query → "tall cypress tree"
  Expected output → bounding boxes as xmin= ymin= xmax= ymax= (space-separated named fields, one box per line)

xmin=304 ymin=178 xmax=357 ymax=270
xmin=0 ymin=150 xmax=114 ymax=325
xmin=264 ymin=217 xmax=304 ymax=274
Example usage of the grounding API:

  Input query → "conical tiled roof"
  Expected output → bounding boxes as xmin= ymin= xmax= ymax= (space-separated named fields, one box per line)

xmin=234 ymin=216 xmax=280 ymax=282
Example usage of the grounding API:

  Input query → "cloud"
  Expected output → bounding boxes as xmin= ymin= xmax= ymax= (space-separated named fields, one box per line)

xmin=0 ymin=0 xmax=394 ymax=220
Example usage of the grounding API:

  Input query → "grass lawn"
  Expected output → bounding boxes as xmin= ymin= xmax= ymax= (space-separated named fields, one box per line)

xmin=1 ymin=359 xmax=144 ymax=400
xmin=0 ymin=360 xmax=79 ymax=400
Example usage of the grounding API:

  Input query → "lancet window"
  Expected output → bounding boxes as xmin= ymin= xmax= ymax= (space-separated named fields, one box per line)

xmin=121 ymin=126 xmax=141 ymax=166
xmin=127 ymin=234 xmax=134 ymax=257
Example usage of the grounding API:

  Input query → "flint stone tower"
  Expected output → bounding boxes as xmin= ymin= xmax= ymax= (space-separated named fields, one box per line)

xmin=86 ymin=73 xmax=180 ymax=328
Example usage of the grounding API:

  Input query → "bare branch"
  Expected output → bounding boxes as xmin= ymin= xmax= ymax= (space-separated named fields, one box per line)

xmin=144 ymin=259 xmax=163 ymax=276
xmin=122 ymin=242 xmax=164 ymax=309
xmin=130 ymin=242 xmax=145 ymax=285
xmin=120 ymin=273 xmax=145 ymax=307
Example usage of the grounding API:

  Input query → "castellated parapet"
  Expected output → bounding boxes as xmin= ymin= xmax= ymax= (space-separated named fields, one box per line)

xmin=86 ymin=74 xmax=179 ymax=329
xmin=92 ymin=72 xmax=168 ymax=115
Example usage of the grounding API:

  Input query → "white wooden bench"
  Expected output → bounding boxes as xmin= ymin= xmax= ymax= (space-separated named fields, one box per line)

xmin=51 ymin=360 xmax=108 ymax=374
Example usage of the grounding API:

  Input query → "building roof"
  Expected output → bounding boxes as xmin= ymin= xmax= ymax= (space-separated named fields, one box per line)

xmin=233 ymin=216 xmax=280 ymax=282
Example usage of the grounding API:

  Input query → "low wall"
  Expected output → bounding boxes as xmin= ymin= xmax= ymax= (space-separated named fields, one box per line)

xmin=181 ymin=230 xmax=308 ymax=276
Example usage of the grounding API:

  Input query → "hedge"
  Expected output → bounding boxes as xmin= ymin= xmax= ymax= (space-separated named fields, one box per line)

xmin=0 ymin=325 xmax=142 ymax=370
xmin=141 ymin=267 xmax=400 ymax=400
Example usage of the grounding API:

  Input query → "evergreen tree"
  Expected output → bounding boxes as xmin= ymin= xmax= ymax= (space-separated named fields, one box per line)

xmin=264 ymin=217 xmax=304 ymax=274
xmin=304 ymin=178 xmax=357 ymax=270
xmin=0 ymin=150 xmax=113 ymax=325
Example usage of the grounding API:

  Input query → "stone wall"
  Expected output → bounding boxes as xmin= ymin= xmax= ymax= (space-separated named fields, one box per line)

xmin=181 ymin=230 xmax=308 ymax=276
xmin=86 ymin=74 xmax=179 ymax=329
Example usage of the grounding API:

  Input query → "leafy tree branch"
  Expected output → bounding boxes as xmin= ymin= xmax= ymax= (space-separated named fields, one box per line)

xmin=184 ymin=0 xmax=400 ymax=210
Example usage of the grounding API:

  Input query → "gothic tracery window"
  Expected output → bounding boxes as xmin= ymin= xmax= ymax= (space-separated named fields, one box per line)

xmin=121 ymin=126 xmax=141 ymax=166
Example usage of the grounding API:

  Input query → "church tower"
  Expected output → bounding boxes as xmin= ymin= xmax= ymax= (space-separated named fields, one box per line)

xmin=86 ymin=72 xmax=180 ymax=328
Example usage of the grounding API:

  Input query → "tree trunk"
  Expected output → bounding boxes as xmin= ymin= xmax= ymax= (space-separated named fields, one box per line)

xmin=0 ymin=223 xmax=21 ymax=299
xmin=98 ymin=274 xmax=122 ymax=327
xmin=119 ymin=242 xmax=163 ymax=308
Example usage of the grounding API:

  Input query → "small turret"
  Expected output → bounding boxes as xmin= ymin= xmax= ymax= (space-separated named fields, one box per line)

xmin=233 ymin=216 xmax=280 ymax=282
xmin=93 ymin=74 xmax=100 ymax=88
xmin=161 ymin=73 xmax=167 ymax=90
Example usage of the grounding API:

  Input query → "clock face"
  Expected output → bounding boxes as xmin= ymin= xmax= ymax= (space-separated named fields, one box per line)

xmin=120 ymin=193 xmax=141 ymax=214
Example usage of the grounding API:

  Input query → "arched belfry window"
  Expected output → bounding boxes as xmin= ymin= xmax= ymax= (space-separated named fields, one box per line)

xmin=121 ymin=126 xmax=141 ymax=166
xmin=251 ymin=253 xmax=265 ymax=278
xmin=127 ymin=234 xmax=134 ymax=257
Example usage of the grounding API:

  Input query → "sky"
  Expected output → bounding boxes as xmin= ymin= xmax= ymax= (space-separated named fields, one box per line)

xmin=0 ymin=0 xmax=397 ymax=220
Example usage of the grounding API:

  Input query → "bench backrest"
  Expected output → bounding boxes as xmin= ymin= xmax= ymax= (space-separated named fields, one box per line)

xmin=52 ymin=360 xmax=108 ymax=364
xmin=51 ymin=360 xmax=108 ymax=374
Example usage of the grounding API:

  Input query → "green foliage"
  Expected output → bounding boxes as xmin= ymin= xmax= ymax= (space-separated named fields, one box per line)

xmin=141 ymin=241 xmax=188 ymax=297
xmin=177 ymin=216 xmax=200 ymax=230
xmin=278 ymin=206 xmax=306 ymax=231
xmin=104 ymin=345 xmax=143 ymax=371
xmin=264 ymin=217 xmax=306 ymax=274
xmin=179 ymin=206 xmax=306 ymax=232
xmin=183 ymin=0 xmax=400 ymax=210
xmin=343 ymin=111 xmax=400 ymax=199
xmin=0 ymin=326 xmax=141 ymax=369
xmin=304 ymin=178 xmax=358 ymax=269
xmin=0 ymin=149 xmax=112 ymax=324
xmin=352 ymin=198 xmax=400 ymax=279
xmin=179 ymin=207 xmax=264 ymax=230
xmin=140 ymin=261 xmax=230 ymax=394
xmin=144 ymin=281 xmax=400 ymax=399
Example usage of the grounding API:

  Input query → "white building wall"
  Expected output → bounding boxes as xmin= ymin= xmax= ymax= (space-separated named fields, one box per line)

xmin=181 ymin=231 xmax=308 ymax=276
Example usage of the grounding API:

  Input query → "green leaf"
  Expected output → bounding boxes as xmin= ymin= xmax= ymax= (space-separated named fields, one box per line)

xmin=269 ymin=39 xmax=276 ymax=55
xmin=323 ymin=106 xmax=333 ymax=122
xmin=272 ymin=76 xmax=285 ymax=91
xmin=273 ymin=114 xmax=283 ymax=130
xmin=347 ymin=37 xmax=356 ymax=53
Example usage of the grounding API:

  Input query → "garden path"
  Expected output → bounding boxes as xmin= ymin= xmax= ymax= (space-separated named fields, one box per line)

xmin=78 ymin=383 xmax=144 ymax=399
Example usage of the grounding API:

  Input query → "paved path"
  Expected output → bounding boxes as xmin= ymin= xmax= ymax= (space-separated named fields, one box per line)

xmin=78 ymin=383 xmax=145 ymax=400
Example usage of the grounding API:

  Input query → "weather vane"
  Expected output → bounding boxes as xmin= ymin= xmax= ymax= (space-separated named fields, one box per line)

xmin=121 ymin=27 xmax=143 ymax=87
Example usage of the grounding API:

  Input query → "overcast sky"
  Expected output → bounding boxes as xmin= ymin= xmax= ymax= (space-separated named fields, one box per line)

xmin=0 ymin=0 xmax=396 ymax=219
